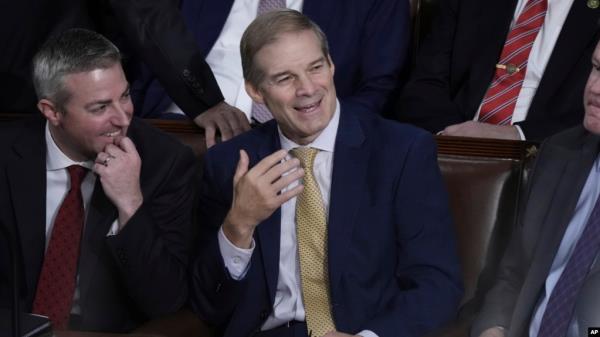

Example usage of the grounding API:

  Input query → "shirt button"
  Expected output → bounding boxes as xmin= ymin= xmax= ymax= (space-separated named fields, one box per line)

xmin=233 ymin=256 xmax=241 ymax=264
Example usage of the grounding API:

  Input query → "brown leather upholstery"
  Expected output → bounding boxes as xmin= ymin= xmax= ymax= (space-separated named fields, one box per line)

xmin=433 ymin=136 xmax=538 ymax=337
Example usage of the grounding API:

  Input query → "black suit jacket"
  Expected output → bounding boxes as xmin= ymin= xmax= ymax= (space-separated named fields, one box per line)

xmin=396 ymin=0 xmax=600 ymax=141
xmin=0 ymin=0 xmax=223 ymax=118
xmin=472 ymin=126 xmax=600 ymax=337
xmin=0 ymin=116 xmax=197 ymax=332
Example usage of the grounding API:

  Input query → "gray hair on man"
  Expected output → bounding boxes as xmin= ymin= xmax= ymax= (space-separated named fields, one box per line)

xmin=240 ymin=9 xmax=330 ymax=88
xmin=32 ymin=28 xmax=121 ymax=110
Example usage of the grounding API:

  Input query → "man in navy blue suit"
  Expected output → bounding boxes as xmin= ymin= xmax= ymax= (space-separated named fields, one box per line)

xmin=190 ymin=10 xmax=462 ymax=337
xmin=133 ymin=0 xmax=408 ymax=124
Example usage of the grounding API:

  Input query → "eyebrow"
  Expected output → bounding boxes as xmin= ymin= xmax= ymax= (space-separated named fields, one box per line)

xmin=84 ymin=99 xmax=111 ymax=110
xmin=269 ymin=57 xmax=326 ymax=79
xmin=83 ymin=84 xmax=130 ymax=110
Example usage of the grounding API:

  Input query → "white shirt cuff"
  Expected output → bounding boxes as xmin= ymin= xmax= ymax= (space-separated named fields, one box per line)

xmin=514 ymin=124 xmax=526 ymax=140
xmin=218 ymin=226 xmax=254 ymax=280
xmin=358 ymin=330 xmax=379 ymax=337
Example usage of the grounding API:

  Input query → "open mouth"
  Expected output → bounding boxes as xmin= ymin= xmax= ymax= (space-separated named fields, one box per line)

xmin=103 ymin=130 xmax=121 ymax=137
xmin=294 ymin=99 xmax=321 ymax=114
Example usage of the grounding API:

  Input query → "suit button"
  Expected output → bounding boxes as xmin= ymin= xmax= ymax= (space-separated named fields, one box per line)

xmin=183 ymin=69 xmax=191 ymax=77
xmin=215 ymin=282 xmax=222 ymax=293
xmin=259 ymin=309 xmax=268 ymax=319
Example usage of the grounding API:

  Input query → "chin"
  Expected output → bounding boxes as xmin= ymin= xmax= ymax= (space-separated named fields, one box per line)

xmin=584 ymin=117 xmax=600 ymax=135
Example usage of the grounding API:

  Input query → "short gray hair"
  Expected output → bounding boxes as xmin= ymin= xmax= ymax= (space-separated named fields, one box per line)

xmin=240 ymin=9 xmax=330 ymax=88
xmin=32 ymin=28 xmax=121 ymax=109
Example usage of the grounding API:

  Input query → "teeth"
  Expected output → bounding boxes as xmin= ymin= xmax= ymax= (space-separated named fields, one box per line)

xmin=104 ymin=131 xmax=119 ymax=137
xmin=297 ymin=103 xmax=318 ymax=111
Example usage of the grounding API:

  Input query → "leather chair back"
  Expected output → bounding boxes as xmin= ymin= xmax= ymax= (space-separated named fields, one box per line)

xmin=437 ymin=136 xmax=537 ymax=315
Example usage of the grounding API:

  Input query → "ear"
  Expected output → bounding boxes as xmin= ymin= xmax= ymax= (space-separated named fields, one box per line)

xmin=38 ymin=99 xmax=62 ymax=127
xmin=327 ymin=54 xmax=335 ymax=76
xmin=245 ymin=80 xmax=265 ymax=105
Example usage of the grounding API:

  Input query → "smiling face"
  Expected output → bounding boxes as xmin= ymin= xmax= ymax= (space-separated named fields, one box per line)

xmin=584 ymin=41 xmax=600 ymax=135
xmin=39 ymin=63 xmax=133 ymax=161
xmin=246 ymin=29 xmax=336 ymax=145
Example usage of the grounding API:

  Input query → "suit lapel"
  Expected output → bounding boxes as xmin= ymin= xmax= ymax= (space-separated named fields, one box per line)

xmin=529 ymin=0 xmax=599 ymax=117
xmin=77 ymin=179 xmax=118 ymax=302
xmin=7 ymin=119 xmax=47 ymax=299
xmin=327 ymin=107 xmax=367 ymax=291
xmin=467 ymin=0 xmax=519 ymax=113
xmin=254 ymin=122 xmax=284 ymax=304
xmin=511 ymin=133 xmax=600 ymax=336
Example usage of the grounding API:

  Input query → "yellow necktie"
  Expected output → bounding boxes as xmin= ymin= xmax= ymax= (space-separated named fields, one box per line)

xmin=291 ymin=147 xmax=336 ymax=337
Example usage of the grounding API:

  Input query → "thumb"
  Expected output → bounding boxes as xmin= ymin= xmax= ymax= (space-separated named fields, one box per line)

xmin=233 ymin=149 xmax=249 ymax=185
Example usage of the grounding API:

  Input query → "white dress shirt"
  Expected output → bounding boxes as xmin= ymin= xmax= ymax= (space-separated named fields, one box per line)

xmin=45 ymin=123 xmax=119 ymax=314
xmin=218 ymin=102 xmax=378 ymax=337
xmin=167 ymin=0 xmax=303 ymax=120
xmin=474 ymin=0 xmax=575 ymax=139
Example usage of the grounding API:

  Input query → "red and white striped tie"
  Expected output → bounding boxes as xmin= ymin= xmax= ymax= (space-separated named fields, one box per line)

xmin=478 ymin=0 xmax=547 ymax=125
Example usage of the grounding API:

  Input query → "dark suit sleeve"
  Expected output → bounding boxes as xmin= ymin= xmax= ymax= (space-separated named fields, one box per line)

xmin=366 ymin=132 xmax=463 ymax=336
xmin=189 ymin=149 xmax=248 ymax=326
xmin=394 ymin=0 xmax=467 ymax=133
xmin=470 ymin=226 xmax=528 ymax=336
xmin=108 ymin=0 xmax=224 ymax=118
xmin=105 ymin=143 xmax=197 ymax=318
xmin=339 ymin=0 xmax=410 ymax=115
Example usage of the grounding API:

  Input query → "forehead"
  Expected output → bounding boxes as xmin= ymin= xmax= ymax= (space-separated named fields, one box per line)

xmin=255 ymin=30 xmax=324 ymax=74
xmin=62 ymin=64 xmax=127 ymax=102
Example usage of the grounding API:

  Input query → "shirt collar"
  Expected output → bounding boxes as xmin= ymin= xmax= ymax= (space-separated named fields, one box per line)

xmin=278 ymin=99 xmax=340 ymax=152
xmin=45 ymin=122 xmax=94 ymax=171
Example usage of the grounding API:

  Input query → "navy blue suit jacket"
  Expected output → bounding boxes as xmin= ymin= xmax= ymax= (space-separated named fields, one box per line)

xmin=190 ymin=104 xmax=463 ymax=336
xmin=134 ymin=0 xmax=409 ymax=119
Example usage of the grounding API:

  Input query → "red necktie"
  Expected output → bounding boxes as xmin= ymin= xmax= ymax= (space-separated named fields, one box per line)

xmin=32 ymin=165 xmax=88 ymax=329
xmin=478 ymin=0 xmax=547 ymax=125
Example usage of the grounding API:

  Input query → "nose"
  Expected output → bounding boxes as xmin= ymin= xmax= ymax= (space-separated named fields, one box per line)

xmin=590 ymin=71 xmax=600 ymax=94
xmin=112 ymin=100 xmax=132 ymax=127
xmin=295 ymin=74 xmax=316 ymax=97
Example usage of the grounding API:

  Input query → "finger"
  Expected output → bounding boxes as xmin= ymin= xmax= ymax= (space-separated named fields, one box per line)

xmin=249 ymin=149 xmax=289 ymax=177
xmin=221 ymin=108 xmax=243 ymax=137
xmin=215 ymin=116 xmax=233 ymax=141
xmin=229 ymin=108 xmax=251 ymax=134
xmin=93 ymin=162 xmax=107 ymax=175
xmin=262 ymin=157 xmax=301 ymax=184
xmin=94 ymin=152 xmax=114 ymax=166
xmin=95 ymin=152 xmax=108 ymax=164
xmin=274 ymin=184 xmax=304 ymax=205
xmin=114 ymin=136 xmax=137 ymax=153
xmin=233 ymin=149 xmax=249 ymax=186
xmin=104 ymin=143 xmax=125 ymax=157
xmin=236 ymin=110 xmax=251 ymax=132
xmin=272 ymin=167 xmax=304 ymax=192
xmin=204 ymin=125 xmax=217 ymax=148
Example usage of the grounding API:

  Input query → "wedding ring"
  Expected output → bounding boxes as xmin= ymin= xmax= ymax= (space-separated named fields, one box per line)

xmin=102 ymin=154 xmax=116 ymax=166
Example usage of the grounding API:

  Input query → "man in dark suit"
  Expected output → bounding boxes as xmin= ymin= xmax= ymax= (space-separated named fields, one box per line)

xmin=396 ymin=0 xmax=600 ymax=141
xmin=0 ymin=29 xmax=196 ymax=332
xmin=134 ymin=0 xmax=409 ymax=122
xmin=472 ymin=40 xmax=600 ymax=337
xmin=190 ymin=10 xmax=462 ymax=337
xmin=1 ymin=0 xmax=249 ymax=148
